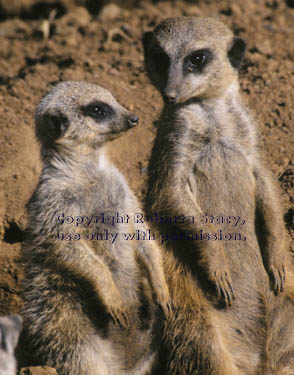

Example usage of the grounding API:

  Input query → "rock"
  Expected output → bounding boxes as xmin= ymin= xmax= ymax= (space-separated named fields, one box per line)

xmin=258 ymin=39 xmax=272 ymax=56
xmin=70 ymin=6 xmax=90 ymax=26
xmin=20 ymin=366 xmax=58 ymax=375
xmin=98 ymin=3 xmax=129 ymax=21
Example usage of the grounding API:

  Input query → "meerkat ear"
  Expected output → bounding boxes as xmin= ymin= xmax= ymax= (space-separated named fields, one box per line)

xmin=228 ymin=37 xmax=246 ymax=69
xmin=36 ymin=112 xmax=69 ymax=147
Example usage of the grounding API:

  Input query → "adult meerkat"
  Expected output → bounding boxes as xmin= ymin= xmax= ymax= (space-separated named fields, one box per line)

xmin=0 ymin=315 xmax=22 ymax=375
xmin=143 ymin=17 xmax=294 ymax=375
xmin=21 ymin=81 xmax=170 ymax=375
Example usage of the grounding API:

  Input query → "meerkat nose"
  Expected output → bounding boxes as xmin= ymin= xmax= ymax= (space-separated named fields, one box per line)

xmin=165 ymin=91 xmax=178 ymax=103
xmin=127 ymin=114 xmax=139 ymax=127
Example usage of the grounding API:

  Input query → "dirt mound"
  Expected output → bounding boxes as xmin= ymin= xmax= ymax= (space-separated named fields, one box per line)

xmin=0 ymin=0 xmax=293 ymax=372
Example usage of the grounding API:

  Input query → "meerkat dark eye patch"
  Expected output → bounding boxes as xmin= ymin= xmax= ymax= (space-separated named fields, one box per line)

xmin=149 ymin=49 xmax=170 ymax=74
xmin=81 ymin=102 xmax=114 ymax=121
xmin=142 ymin=31 xmax=153 ymax=52
xmin=184 ymin=49 xmax=212 ymax=73
xmin=38 ymin=112 xmax=69 ymax=146
xmin=142 ymin=32 xmax=170 ymax=74
xmin=228 ymin=37 xmax=246 ymax=69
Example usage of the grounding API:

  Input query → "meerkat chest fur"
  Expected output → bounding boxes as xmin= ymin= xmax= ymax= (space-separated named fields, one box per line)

xmin=29 ymin=150 xmax=142 ymax=302
xmin=170 ymin=93 xmax=257 ymax=215
xmin=58 ymin=153 xmax=139 ymax=272
xmin=82 ymin=155 xmax=142 ymax=291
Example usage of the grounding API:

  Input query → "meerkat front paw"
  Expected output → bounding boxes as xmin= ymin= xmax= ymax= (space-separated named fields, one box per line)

xmin=267 ymin=256 xmax=286 ymax=294
xmin=209 ymin=268 xmax=235 ymax=306
xmin=153 ymin=282 xmax=172 ymax=317
xmin=107 ymin=299 xmax=130 ymax=330
xmin=104 ymin=288 xmax=130 ymax=329
xmin=202 ymin=242 xmax=235 ymax=306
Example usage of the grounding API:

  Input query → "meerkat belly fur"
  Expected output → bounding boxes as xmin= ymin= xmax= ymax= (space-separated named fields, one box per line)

xmin=143 ymin=17 xmax=294 ymax=375
xmin=21 ymin=81 xmax=170 ymax=375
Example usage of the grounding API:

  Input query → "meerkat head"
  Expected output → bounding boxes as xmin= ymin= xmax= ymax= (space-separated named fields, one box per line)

xmin=35 ymin=81 xmax=139 ymax=157
xmin=143 ymin=17 xmax=246 ymax=103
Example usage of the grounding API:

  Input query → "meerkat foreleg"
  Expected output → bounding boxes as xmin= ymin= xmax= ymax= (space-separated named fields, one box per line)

xmin=134 ymin=234 xmax=171 ymax=315
xmin=47 ymin=240 xmax=129 ymax=328
xmin=254 ymin=164 xmax=287 ymax=294
xmin=150 ymin=181 xmax=234 ymax=306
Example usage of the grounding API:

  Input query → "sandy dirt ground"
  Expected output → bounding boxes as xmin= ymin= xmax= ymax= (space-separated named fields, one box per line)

xmin=0 ymin=0 xmax=293 ymax=372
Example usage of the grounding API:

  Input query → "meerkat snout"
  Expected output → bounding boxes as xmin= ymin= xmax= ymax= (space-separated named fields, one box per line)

xmin=127 ymin=114 xmax=139 ymax=127
xmin=143 ymin=17 xmax=246 ymax=103
xmin=165 ymin=90 xmax=177 ymax=103
xmin=35 ymin=81 xmax=139 ymax=157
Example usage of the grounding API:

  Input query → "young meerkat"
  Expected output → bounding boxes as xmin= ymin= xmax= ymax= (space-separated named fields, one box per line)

xmin=143 ymin=17 xmax=294 ymax=375
xmin=20 ymin=81 xmax=170 ymax=375
xmin=0 ymin=315 xmax=22 ymax=375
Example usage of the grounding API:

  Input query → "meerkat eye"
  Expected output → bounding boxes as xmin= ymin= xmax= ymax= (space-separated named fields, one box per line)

xmin=185 ymin=49 xmax=212 ymax=73
xmin=82 ymin=102 xmax=114 ymax=121
xmin=89 ymin=105 xmax=105 ymax=117
xmin=190 ymin=52 xmax=206 ymax=66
